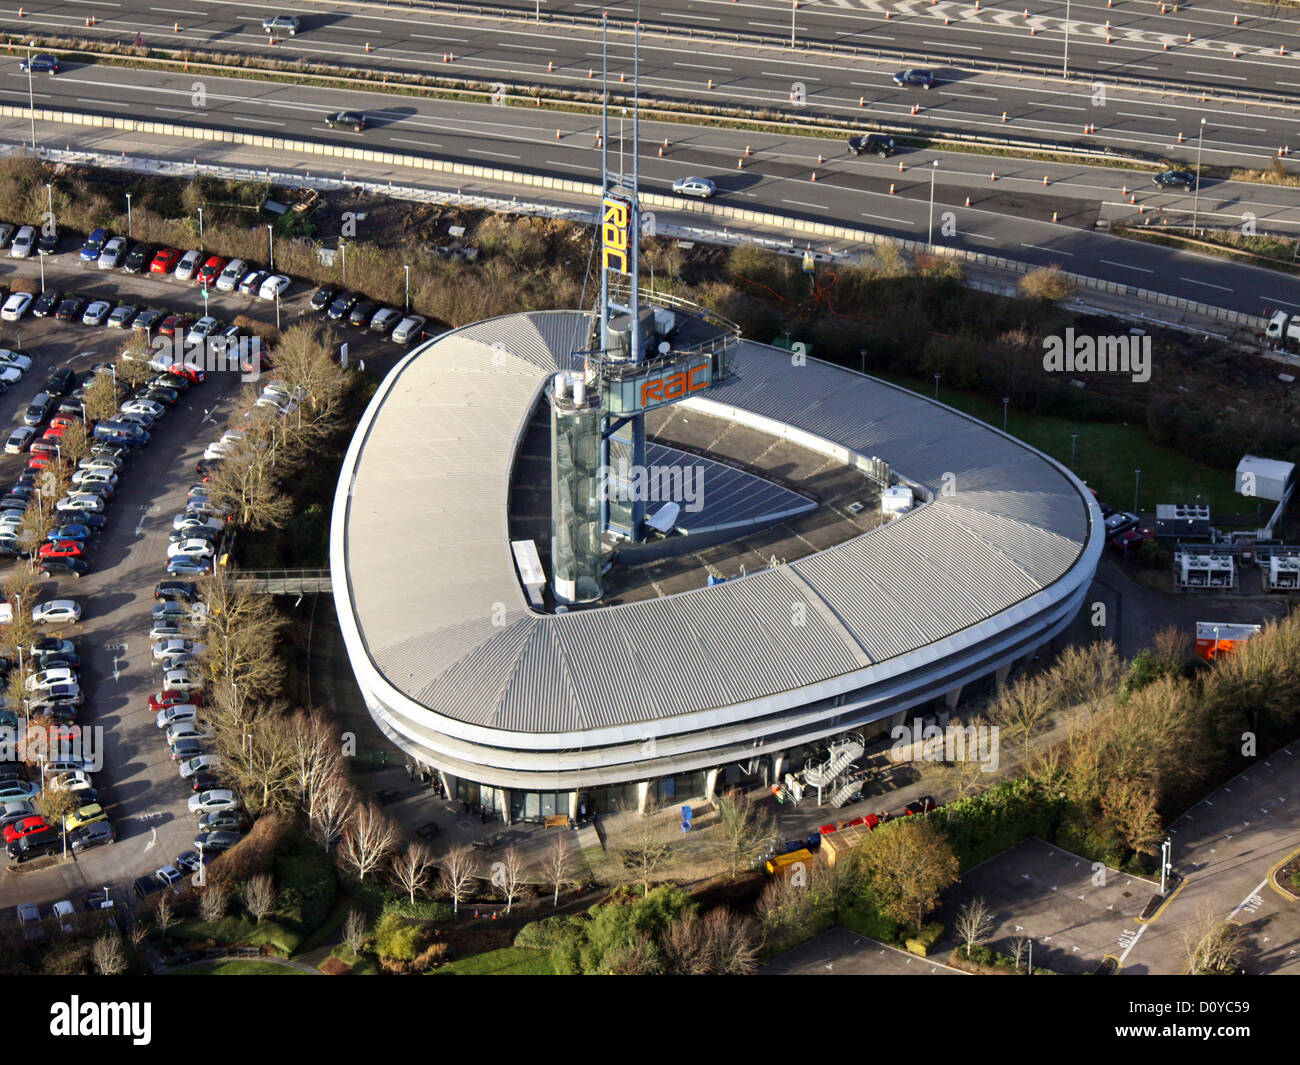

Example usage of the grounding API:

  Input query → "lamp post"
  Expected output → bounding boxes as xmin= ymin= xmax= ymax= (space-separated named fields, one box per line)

xmin=1002 ymin=396 xmax=1010 ymax=431
xmin=340 ymin=241 xmax=347 ymax=285
xmin=125 ymin=192 xmax=132 ymax=238
xmin=266 ymin=223 xmax=274 ymax=270
xmin=25 ymin=43 xmax=36 ymax=154
xmin=934 ymin=373 xmax=941 ymax=399
xmin=1070 ymin=432 xmax=1079 ymax=468
xmin=196 ymin=207 xmax=204 ymax=250
xmin=1062 ymin=0 xmax=1072 ymax=80
xmin=195 ymin=841 xmax=206 ymax=887
xmin=403 ymin=264 xmax=410 ymax=311
xmin=1133 ymin=467 xmax=1141 ymax=513
xmin=927 ymin=159 xmax=939 ymax=252
xmin=790 ymin=0 xmax=796 ymax=49
xmin=1192 ymin=117 xmax=1206 ymax=237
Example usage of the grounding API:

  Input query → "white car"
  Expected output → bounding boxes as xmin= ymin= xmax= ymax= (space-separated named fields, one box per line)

xmin=257 ymin=274 xmax=291 ymax=301
xmin=185 ymin=317 xmax=220 ymax=345
xmin=0 ymin=366 xmax=20 ymax=387
xmin=172 ymin=514 xmax=223 ymax=534
xmin=57 ymin=494 xmax=105 ymax=513
xmin=48 ymin=770 xmax=94 ymax=793
xmin=96 ymin=237 xmax=127 ymax=269
xmin=0 ymin=292 xmax=32 ymax=320
xmin=51 ymin=900 xmax=76 ymax=934
xmin=149 ymin=621 xmax=189 ymax=641
xmin=0 ymin=509 xmax=25 ymax=530
xmin=167 ymin=538 xmax=215 ymax=560
xmin=214 ymin=259 xmax=247 ymax=292
xmin=31 ymin=600 xmax=82 ymax=625
xmin=0 ymin=351 xmax=33 ymax=373
xmin=26 ymin=667 xmax=75 ymax=691
xmin=120 ymin=398 xmax=164 ymax=420
xmin=166 ymin=721 xmax=213 ymax=745
xmin=174 ymin=249 xmax=202 ymax=281
xmin=187 ymin=789 xmax=240 ymax=814
xmin=156 ymin=704 xmax=198 ymax=729
xmin=9 ymin=226 xmax=35 ymax=258
xmin=71 ymin=469 xmax=118 ymax=490
xmin=391 ymin=314 xmax=426 ymax=345
xmin=4 ymin=426 xmax=33 ymax=454
xmin=162 ymin=668 xmax=203 ymax=692
xmin=178 ymin=754 xmax=221 ymax=778
xmin=152 ymin=638 xmax=203 ymax=661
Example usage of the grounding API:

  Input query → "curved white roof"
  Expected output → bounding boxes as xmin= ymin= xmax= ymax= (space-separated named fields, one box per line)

xmin=335 ymin=311 xmax=1099 ymax=736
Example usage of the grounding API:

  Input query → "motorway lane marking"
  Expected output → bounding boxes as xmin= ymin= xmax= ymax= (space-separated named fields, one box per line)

xmin=467 ymin=148 xmax=523 ymax=160
xmin=76 ymin=98 xmax=129 ymax=107
xmin=1179 ymin=276 xmax=1233 ymax=292
xmin=498 ymin=42 xmax=558 ymax=52
xmin=1191 ymin=72 xmax=1248 ymax=81
xmin=389 ymin=137 xmax=444 ymax=149
xmin=677 ymin=13 xmax=723 ymax=20
xmin=150 ymin=6 xmax=193 ymax=14
xmin=675 ymin=62 xmax=731 ymax=71
xmin=1116 ymin=112 xmax=1175 ymax=122
xmin=1021 ymin=243 xmax=1074 ymax=255
xmin=546 ymin=159 xmax=599 ymax=171
xmin=1100 ymin=259 xmax=1154 ymax=273
xmin=781 ymin=199 xmax=825 ymax=210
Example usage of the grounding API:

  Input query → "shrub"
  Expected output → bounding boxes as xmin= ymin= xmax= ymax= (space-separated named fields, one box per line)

xmin=905 ymin=922 xmax=944 ymax=957
xmin=514 ymin=914 xmax=582 ymax=950
xmin=372 ymin=912 xmax=422 ymax=962
xmin=1019 ymin=265 xmax=1074 ymax=302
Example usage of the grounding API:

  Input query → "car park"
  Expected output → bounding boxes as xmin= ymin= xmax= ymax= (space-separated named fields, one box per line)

xmin=97 ymin=236 xmax=127 ymax=269
xmin=671 ymin=176 xmax=715 ymax=199
xmin=1 ymin=291 xmax=32 ymax=320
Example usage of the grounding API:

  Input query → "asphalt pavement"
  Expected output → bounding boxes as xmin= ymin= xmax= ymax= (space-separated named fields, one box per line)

xmin=0 ymin=2 xmax=1299 ymax=168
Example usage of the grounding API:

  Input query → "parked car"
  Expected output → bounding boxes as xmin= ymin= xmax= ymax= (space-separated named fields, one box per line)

xmin=187 ymin=789 xmax=240 ymax=814
xmin=310 ymin=284 xmax=338 ymax=312
xmin=8 ymin=226 xmax=35 ymax=259
xmin=107 ymin=303 xmax=138 ymax=328
xmin=195 ymin=256 xmax=226 ymax=287
xmin=174 ymin=249 xmax=202 ymax=280
xmin=4 ymin=427 xmax=34 ymax=454
xmin=214 ymin=259 xmax=247 ymax=292
xmin=150 ymin=247 xmax=181 ymax=274
xmin=391 ymin=314 xmax=427 ymax=345
xmin=7 ymin=827 xmax=60 ymax=862
xmin=31 ymin=600 xmax=82 ymax=625
xmin=31 ymin=289 xmax=61 ymax=317
xmin=155 ymin=704 xmax=198 ymax=729
xmin=0 ymin=292 xmax=31 ymax=321
xmin=96 ymin=236 xmax=127 ymax=269
xmin=69 ymin=820 xmax=115 ymax=852
xmin=79 ymin=228 xmax=108 ymax=263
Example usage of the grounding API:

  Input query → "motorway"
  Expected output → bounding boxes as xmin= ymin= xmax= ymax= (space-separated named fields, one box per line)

xmin=7 ymin=58 xmax=1300 ymax=317
xmin=2 ymin=2 xmax=1300 ymax=167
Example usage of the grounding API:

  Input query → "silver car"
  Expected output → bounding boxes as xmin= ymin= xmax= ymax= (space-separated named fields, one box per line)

xmin=671 ymin=176 xmax=716 ymax=199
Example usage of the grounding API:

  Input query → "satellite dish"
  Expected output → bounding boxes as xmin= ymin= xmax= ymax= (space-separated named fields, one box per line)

xmin=658 ymin=340 xmax=670 ymax=355
xmin=646 ymin=501 xmax=681 ymax=534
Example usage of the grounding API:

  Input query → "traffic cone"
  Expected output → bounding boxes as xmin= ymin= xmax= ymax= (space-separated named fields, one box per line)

xmin=1233 ymin=13 xmax=1238 ymax=22
xmin=17 ymin=7 xmax=23 ymax=15
xmin=365 ymin=41 xmax=371 ymax=52
xmin=745 ymin=145 xmax=751 ymax=155
xmin=990 ymin=171 xmax=996 ymax=181
xmin=817 ymin=153 xmax=823 ymax=164
xmin=898 ymin=161 xmax=904 ymax=172
xmin=1042 ymin=175 xmax=1048 ymax=185
xmin=664 ymin=137 xmax=669 ymax=148
xmin=1030 ymin=26 xmax=1036 ymax=33
xmin=556 ymin=128 xmax=562 ymax=139
xmin=588 ymin=68 xmax=594 ymax=78
xmin=1186 ymin=33 xmax=1191 ymax=43
xmin=1178 ymin=131 xmax=1184 ymax=142
xmin=535 ymin=96 xmax=540 ymax=106
xmin=707 ymin=79 xmax=713 ymax=89
xmin=657 ymin=146 xmax=663 ymax=156
xmin=548 ymin=60 xmax=553 ymax=71
xmin=889 ymin=183 xmax=895 ymax=194
xmin=1121 ymin=184 xmax=1127 ymax=195
xmin=811 ymin=171 xmax=817 ymax=181
xmin=174 ymin=21 xmax=179 ymax=31
xmin=620 ymin=72 xmax=625 ymax=82
xmin=859 ymin=96 xmax=864 ymax=107
xmin=964 ymin=195 xmax=970 ymax=206
xmin=1052 ymin=211 xmax=1058 ymax=222
xmin=884 ymin=8 xmax=891 ymax=16
xmin=737 ymin=157 xmax=743 ymax=168
xmin=1162 ymin=41 xmax=1168 ymax=50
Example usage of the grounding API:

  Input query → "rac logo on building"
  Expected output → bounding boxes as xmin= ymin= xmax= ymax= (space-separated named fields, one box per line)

xmin=640 ymin=362 xmax=710 ymax=407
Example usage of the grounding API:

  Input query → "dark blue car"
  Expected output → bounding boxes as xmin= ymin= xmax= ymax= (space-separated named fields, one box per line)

xmin=19 ymin=53 xmax=60 ymax=75
xmin=80 ymin=227 xmax=108 ymax=262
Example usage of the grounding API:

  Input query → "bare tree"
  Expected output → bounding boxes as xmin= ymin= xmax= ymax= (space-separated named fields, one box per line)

xmin=217 ymin=711 xmax=298 ymax=814
xmin=621 ymin=804 xmax=674 ymax=894
xmin=338 ymin=802 xmax=396 ymax=882
xmin=713 ymin=791 xmax=774 ymax=879
xmin=205 ymin=433 xmax=294 ymax=530
xmin=288 ymin=707 xmax=344 ymax=809
xmin=988 ymin=674 xmax=1055 ymax=765
xmin=491 ymin=846 xmax=526 ymax=914
xmin=955 ymin=897 xmax=996 ymax=957
xmin=390 ymin=843 xmax=436 ymax=905
xmin=113 ymin=349 xmax=154 ymax=392
xmin=243 ymin=873 xmax=277 ymax=923
xmin=541 ymin=835 xmax=572 ymax=907
xmin=198 ymin=881 xmax=230 ymax=923
xmin=342 ymin=908 xmax=367 ymax=955
xmin=1008 ymin=935 xmax=1030 ymax=973
xmin=152 ymin=893 xmax=175 ymax=945
xmin=91 ymin=933 xmax=127 ymax=975
xmin=197 ymin=573 xmax=285 ymax=696
xmin=439 ymin=845 xmax=476 ymax=914
xmin=308 ymin=769 xmax=354 ymax=851
xmin=1179 ymin=908 xmax=1247 ymax=975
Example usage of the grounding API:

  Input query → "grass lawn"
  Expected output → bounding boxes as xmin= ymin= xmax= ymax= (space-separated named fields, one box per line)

xmin=431 ymin=947 xmax=553 ymax=976
xmin=173 ymin=960 xmax=307 ymax=975
xmin=169 ymin=915 xmax=303 ymax=957
xmin=875 ymin=372 xmax=1243 ymax=513
xmin=295 ymin=894 xmax=355 ymax=957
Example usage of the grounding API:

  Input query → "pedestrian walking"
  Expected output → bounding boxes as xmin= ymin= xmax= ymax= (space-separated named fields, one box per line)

xmin=135 ymin=31 xmax=143 ymax=47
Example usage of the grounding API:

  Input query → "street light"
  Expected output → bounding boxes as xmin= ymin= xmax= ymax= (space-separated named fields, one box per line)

xmin=1133 ymin=467 xmax=1141 ymax=513
xmin=1002 ymin=396 xmax=1010 ymax=431
xmin=25 ymin=42 xmax=36 ymax=154
xmin=196 ymin=206 xmax=204 ymax=249
xmin=340 ymin=241 xmax=347 ymax=285
xmin=1070 ymin=432 xmax=1079 ymax=468
xmin=195 ymin=841 xmax=206 ymax=887
xmin=934 ymin=373 xmax=941 ymax=399
xmin=403 ymin=264 xmax=410 ymax=312
xmin=1192 ymin=117 xmax=1206 ymax=237
xmin=790 ymin=0 xmax=796 ymax=49
xmin=125 ymin=192 xmax=132 ymax=238
xmin=1062 ymin=0 xmax=1072 ymax=80
xmin=266 ymin=223 xmax=274 ymax=270
xmin=927 ymin=159 xmax=939 ymax=252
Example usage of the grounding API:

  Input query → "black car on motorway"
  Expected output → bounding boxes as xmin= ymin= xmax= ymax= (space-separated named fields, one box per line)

xmin=847 ymin=133 xmax=895 ymax=158
xmin=892 ymin=68 xmax=935 ymax=89
xmin=324 ymin=110 xmax=366 ymax=132
xmin=1153 ymin=170 xmax=1198 ymax=191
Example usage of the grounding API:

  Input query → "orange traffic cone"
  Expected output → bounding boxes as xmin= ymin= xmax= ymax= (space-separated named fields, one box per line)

xmin=811 ymin=171 xmax=817 ymax=181
xmin=889 ymin=183 xmax=896 ymax=194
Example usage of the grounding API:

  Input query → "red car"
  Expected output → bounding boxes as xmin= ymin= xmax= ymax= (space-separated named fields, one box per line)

xmin=26 ymin=454 xmax=57 ymax=471
xmin=1109 ymin=527 xmax=1155 ymax=554
xmin=2 ymin=816 xmax=49 ymax=843
xmin=41 ymin=425 xmax=67 ymax=441
xmin=168 ymin=362 xmax=206 ymax=384
xmin=148 ymin=689 xmax=204 ymax=712
xmin=903 ymin=796 xmax=938 ymax=816
xmin=195 ymin=256 xmax=226 ymax=287
xmin=150 ymin=248 xmax=181 ymax=274
xmin=158 ymin=314 xmax=193 ymax=338
xmin=39 ymin=540 xmax=83 ymax=559
xmin=49 ymin=414 xmax=80 ymax=430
